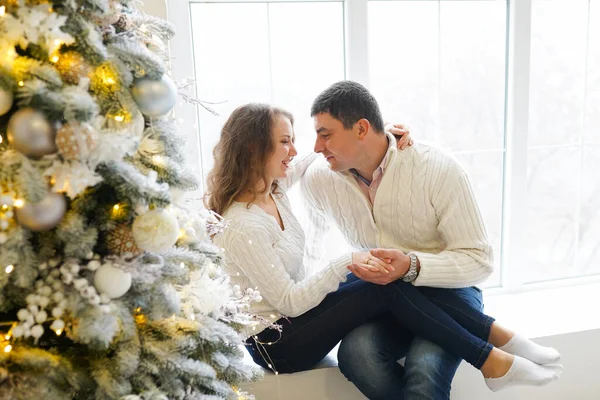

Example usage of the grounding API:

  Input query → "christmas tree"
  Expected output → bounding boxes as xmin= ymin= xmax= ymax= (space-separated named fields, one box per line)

xmin=0 ymin=1 xmax=261 ymax=398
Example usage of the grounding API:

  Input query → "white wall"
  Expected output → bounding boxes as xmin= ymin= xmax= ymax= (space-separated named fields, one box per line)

xmin=141 ymin=0 xmax=167 ymax=18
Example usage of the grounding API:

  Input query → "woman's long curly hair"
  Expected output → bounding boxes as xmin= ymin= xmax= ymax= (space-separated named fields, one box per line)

xmin=204 ymin=103 xmax=294 ymax=216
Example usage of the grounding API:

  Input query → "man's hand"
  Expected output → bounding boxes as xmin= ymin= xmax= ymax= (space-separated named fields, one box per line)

xmin=351 ymin=251 xmax=395 ymax=274
xmin=348 ymin=248 xmax=411 ymax=285
xmin=384 ymin=123 xmax=413 ymax=150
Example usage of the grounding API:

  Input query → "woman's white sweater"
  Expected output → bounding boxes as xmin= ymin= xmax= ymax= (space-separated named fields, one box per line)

xmin=213 ymin=154 xmax=351 ymax=338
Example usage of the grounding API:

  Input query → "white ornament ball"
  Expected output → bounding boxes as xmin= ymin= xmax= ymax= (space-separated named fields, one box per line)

xmin=50 ymin=319 xmax=64 ymax=331
xmin=93 ymin=262 xmax=132 ymax=299
xmin=15 ymin=193 xmax=67 ymax=232
xmin=0 ymin=87 xmax=13 ymax=116
xmin=17 ymin=309 xmax=30 ymax=321
xmin=38 ymin=296 xmax=50 ymax=308
xmin=52 ymin=307 xmax=64 ymax=318
xmin=87 ymin=260 xmax=101 ymax=271
xmin=7 ymin=108 xmax=57 ymax=158
xmin=132 ymin=209 xmax=180 ymax=253
xmin=131 ymin=75 xmax=177 ymax=117
xmin=12 ymin=325 xmax=24 ymax=339
xmin=31 ymin=324 xmax=44 ymax=339
xmin=35 ymin=310 xmax=48 ymax=324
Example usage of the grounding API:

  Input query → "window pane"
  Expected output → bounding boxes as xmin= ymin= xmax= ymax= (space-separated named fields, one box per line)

xmin=579 ymin=145 xmax=600 ymax=274
xmin=526 ymin=0 xmax=599 ymax=283
xmin=525 ymin=146 xmax=580 ymax=283
xmin=454 ymin=151 xmax=504 ymax=287
xmin=369 ymin=0 xmax=506 ymax=151
xmin=369 ymin=1 xmax=506 ymax=288
xmin=585 ymin=0 xmax=600 ymax=144
xmin=528 ymin=0 xmax=588 ymax=147
xmin=190 ymin=3 xmax=271 ymax=177
xmin=369 ymin=1 xmax=440 ymax=144
xmin=189 ymin=2 xmax=345 ymax=174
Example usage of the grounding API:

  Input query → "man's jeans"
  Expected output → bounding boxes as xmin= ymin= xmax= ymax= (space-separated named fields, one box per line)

xmin=337 ymin=277 xmax=485 ymax=400
xmin=245 ymin=274 xmax=492 ymax=385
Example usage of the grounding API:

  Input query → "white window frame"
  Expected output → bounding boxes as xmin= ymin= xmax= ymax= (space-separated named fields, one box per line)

xmin=166 ymin=0 xmax=600 ymax=295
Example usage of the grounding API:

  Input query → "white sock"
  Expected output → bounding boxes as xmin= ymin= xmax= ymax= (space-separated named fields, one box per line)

xmin=485 ymin=356 xmax=563 ymax=392
xmin=499 ymin=333 xmax=561 ymax=364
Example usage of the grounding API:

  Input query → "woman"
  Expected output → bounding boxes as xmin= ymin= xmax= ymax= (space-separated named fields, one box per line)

xmin=207 ymin=103 xmax=562 ymax=393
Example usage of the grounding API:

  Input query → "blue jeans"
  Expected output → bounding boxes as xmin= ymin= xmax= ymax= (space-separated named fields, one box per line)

xmin=337 ymin=279 xmax=485 ymax=400
xmin=245 ymin=274 xmax=493 ymax=379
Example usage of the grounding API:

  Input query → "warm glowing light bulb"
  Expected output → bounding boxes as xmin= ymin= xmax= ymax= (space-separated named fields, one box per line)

xmin=5 ymin=265 xmax=14 ymax=274
xmin=113 ymin=204 xmax=120 ymax=211
xmin=18 ymin=81 xmax=24 ymax=87
xmin=3 ymin=345 xmax=11 ymax=353
xmin=114 ymin=115 xmax=124 ymax=122
xmin=50 ymin=55 xmax=59 ymax=63
xmin=13 ymin=199 xmax=24 ymax=208
xmin=0 ymin=6 xmax=5 ymax=16
xmin=106 ymin=78 xmax=115 ymax=84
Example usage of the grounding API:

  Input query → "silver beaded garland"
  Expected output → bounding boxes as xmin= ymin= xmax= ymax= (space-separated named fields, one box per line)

xmin=131 ymin=74 xmax=177 ymax=117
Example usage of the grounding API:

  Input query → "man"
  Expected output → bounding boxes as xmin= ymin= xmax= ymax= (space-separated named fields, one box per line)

xmin=301 ymin=80 xmax=494 ymax=399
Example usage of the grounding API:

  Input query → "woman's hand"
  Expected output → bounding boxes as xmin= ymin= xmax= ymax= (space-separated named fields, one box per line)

xmin=384 ymin=123 xmax=413 ymax=150
xmin=351 ymin=251 xmax=395 ymax=274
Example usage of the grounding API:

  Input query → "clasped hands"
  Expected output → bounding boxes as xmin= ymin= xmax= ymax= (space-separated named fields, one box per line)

xmin=349 ymin=249 xmax=411 ymax=285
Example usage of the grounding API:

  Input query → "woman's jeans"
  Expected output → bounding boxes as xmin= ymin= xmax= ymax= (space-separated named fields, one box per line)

xmin=245 ymin=274 xmax=494 ymax=375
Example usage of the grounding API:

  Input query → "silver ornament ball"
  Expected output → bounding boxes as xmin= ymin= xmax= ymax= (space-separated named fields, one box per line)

xmin=15 ymin=193 xmax=67 ymax=232
xmin=0 ymin=87 xmax=14 ymax=116
xmin=131 ymin=75 xmax=177 ymax=117
xmin=7 ymin=108 xmax=57 ymax=158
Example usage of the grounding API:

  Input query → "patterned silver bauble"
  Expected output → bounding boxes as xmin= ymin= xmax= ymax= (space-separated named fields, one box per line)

xmin=131 ymin=75 xmax=177 ymax=118
xmin=0 ymin=87 xmax=14 ymax=116
xmin=15 ymin=193 xmax=67 ymax=232
xmin=7 ymin=108 xmax=57 ymax=158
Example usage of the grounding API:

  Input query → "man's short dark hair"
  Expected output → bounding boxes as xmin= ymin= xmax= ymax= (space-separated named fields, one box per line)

xmin=311 ymin=80 xmax=385 ymax=133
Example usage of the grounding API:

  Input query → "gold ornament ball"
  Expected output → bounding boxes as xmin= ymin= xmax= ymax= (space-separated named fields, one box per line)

xmin=55 ymin=122 xmax=97 ymax=161
xmin=55 ymin=52 xmax=92 ymax=85
xmin=15 ymin=193 xmax=67 ymax=232
xmin=106 ymin=224 xmax=142 ymax=256
xmin=0 ymin=87 xmax=14 ymax=116
xmin=7 ymin=108 xmax=57 ymax=158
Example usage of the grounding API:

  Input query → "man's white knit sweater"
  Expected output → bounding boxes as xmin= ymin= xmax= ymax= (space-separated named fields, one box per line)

xmin=301 ymin=135 xmax=494 ymax=288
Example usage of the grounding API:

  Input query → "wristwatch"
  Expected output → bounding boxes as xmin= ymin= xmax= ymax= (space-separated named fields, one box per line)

xmin=402 ymin=253 xmax=419 ymax=283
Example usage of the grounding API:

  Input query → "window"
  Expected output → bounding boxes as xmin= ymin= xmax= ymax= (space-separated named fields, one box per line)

xmin=525 ymin=0 xmax=600 ymax=283
xmin=368 ymin=0 xmax=507 ymax=287
xmin=188 ymin=1 xmax=345 ymax=173
xmin=168 ymin=0 xmax=600 ymax=293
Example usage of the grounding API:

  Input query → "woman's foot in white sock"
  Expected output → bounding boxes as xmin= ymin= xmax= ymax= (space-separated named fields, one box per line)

xmin=485 ymin=356 xmax=563 ymax=392
xmin=499 ymin=333 xmax=561 ymax=364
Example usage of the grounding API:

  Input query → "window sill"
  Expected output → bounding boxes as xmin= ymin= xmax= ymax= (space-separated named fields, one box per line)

xmin=483 ymin=279 xmax=600 ymax=339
